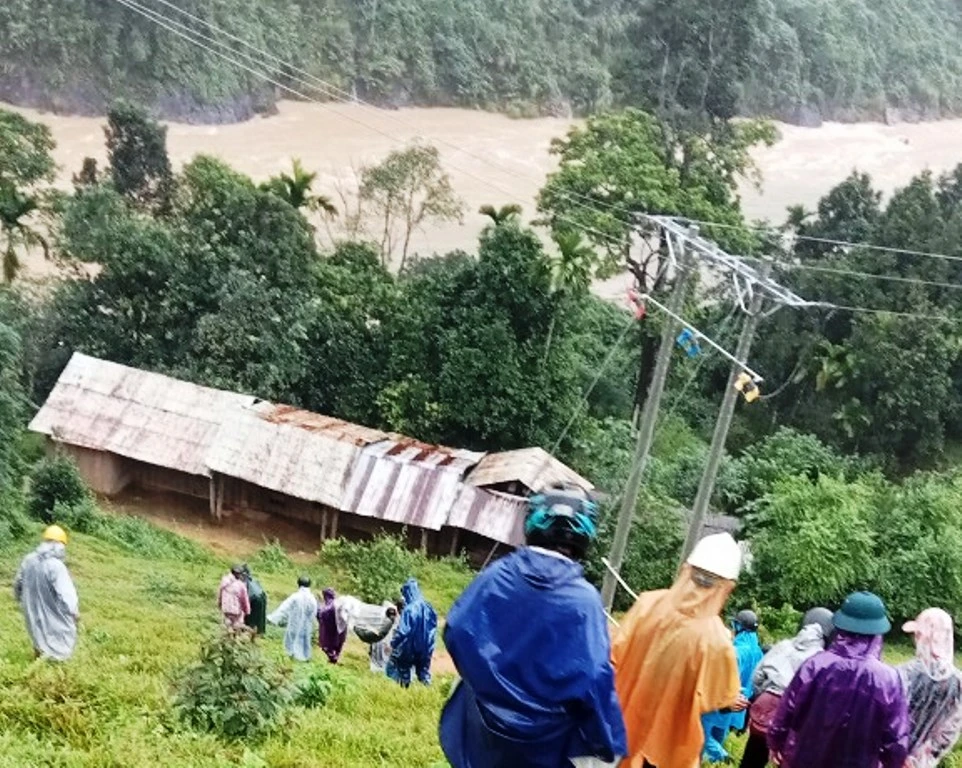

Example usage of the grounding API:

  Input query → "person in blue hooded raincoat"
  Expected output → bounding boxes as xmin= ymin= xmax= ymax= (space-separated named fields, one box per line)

xmin=702 ymin=609 xmax=764 ymax=763
xmin=386 ymin=577 xmax=437 ymax=686
xmin=439 ymin=484 xmax=627 ymax=768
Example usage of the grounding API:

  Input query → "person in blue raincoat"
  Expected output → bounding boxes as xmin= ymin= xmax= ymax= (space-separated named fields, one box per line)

xmin=386 ymin=577 xmax=437 ymax=687
xmin=439 ymin=484 xmax=627 ymax=768
xmin=703 ymin=609 xmax=765 ymax=763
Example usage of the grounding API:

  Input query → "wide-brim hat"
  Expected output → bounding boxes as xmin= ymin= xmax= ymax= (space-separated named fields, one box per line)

xmin=833 ymin=591 xmax=891 ymax=636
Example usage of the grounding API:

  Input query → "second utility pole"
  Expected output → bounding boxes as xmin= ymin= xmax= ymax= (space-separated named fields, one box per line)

xmin=601 ymin=233 xmax=691 ymax=611
xmin=679 ymin=258 xmax=772 ymax=563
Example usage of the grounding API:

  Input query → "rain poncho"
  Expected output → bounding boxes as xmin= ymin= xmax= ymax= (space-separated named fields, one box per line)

xmin=611 ymin=563 xmax=740 ymax=768
xmin=368 ymin=604 xmax=397 ymax=673
xmin=701 ymin=627 xmax=764 ymax=762
xmin=13 ymin=541 xmax=79 ymax=661
xmin=243 ymin=575 xmax=267 ymax=635
xmin=218 ymin=573 xmax=250 ymax=627
xmin=317 ymin=588 xmax=347 ymax=663
xmin=387 ymin=578 xmax=437 ymax=687
xmin=768 ymin=631 xmax=909 ymax=768
xmin=267 ymin=586 xmax=318 ymax=662
xmin=898 ymin=610 xmax=962 ymax=768
xmin=440 ymin=547 xmax=627 ymax=768
xmin=752 ymin=623 xmax=826 ymax=698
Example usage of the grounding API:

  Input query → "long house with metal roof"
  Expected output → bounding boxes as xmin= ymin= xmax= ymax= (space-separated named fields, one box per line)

xmin=30 ymin=353 xmax=593 ymax=561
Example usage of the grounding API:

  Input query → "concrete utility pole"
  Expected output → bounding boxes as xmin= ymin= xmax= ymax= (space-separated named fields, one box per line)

xmin=679 ymin=258 xmax=773 ymax=564
xmin=600 ymin=235 xmax=692 ymax=611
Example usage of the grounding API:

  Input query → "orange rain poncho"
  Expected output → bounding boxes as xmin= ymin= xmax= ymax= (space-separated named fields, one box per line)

xmin=611 ymin=564 xmax=741 ymax=768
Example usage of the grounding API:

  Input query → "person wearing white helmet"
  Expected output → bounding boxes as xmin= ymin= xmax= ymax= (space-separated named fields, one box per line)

xmin=13 ymin=525 xmax=80 ymax=661
xmin=611 ymin=532 xmax=747 ymax=768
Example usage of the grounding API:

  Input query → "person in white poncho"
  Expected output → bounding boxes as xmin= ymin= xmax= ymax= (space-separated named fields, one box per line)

xmin=14 ymin=525 xmax=80 ymax=662
xmin=267 ymin=575 xmax=318 ymax=662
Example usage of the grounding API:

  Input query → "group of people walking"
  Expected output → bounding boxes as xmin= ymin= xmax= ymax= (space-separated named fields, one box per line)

xmin=12 ymin=504 xmax=962 ymax=768
xmin=439 ymin=483 xmax=962 ymax=768
xmin=216 ymin=563 xmax=438 ymax=686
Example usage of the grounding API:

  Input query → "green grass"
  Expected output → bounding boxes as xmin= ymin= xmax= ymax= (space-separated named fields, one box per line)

xmin=4 ymin=514 xmax=962 ymax=767
xmin=0 ymin=520 xmax=471 ymax=767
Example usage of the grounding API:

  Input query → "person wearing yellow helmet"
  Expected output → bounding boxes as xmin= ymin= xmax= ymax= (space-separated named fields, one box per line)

xmin=13 ymin=525 xmax=80 ymax=661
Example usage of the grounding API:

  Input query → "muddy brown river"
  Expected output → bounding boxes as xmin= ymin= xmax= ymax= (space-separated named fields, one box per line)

xmin=9 ymin=100 xmax=962 ymax=283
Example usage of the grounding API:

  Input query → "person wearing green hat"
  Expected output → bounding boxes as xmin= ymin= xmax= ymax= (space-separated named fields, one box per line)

xmin=768 ymin=591 xmax=910 ymax=768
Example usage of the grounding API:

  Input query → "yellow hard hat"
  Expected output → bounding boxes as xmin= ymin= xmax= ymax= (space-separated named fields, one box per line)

xmin=42 ymin=525 xmax=68 ymax=546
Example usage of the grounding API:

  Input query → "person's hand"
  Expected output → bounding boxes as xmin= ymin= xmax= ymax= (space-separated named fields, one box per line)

xmin=771 ymin=751 xmax=782 ymax=765
xmin=732 ymin=694 xmax=749 ymax=712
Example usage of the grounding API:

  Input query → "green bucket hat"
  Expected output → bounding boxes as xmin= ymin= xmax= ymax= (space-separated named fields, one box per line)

xmin=833 ymin=591 xmax=891 ymax=636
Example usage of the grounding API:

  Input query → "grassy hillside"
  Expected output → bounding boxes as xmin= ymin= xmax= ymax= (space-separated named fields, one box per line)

xmin=0 ymin=518 xmax=470 ymax=767
xmin=0 ymin=511 xmax=959 ymax=766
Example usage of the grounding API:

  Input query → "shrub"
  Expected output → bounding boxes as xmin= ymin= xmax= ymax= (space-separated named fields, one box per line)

xmin=726 ymin=428 xmax=852 ymax=513
xmin=292 ymin=667 xmax=335 ymax=710
xmin=249 ymin=539 xmax=293 ymax=574
xmin=322 ymin=533 xmax=415 ymax=603
xmin=747 ymin=475 xmax=877 ymax=608
xmin=27 ymin=456 xmax=91 ymax=523
xmin=172 ymin=631 xmax=293 ymax=742
xmin=51 ymin=497 xmax=101 ymax=535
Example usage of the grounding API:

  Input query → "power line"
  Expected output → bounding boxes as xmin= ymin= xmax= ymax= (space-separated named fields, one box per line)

xmin=814 ymin=302 xmax=962 ymax=323
xmin=109 ymin=0 xmax=635 ymax=254
xmin=677 ymin=216 xmax=962 ymax=266
xmin=123 ymin=0 xmax=648 ymax=239
xmin=768 ymin=261 xmax=962 ymax=293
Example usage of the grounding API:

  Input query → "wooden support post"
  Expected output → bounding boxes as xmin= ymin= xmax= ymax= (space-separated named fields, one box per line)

xmin=449 ymin=529 xmax=460 ymax=557
xmin=209 ymin=473 xmax=217 ymax=519
xmin=209 ymin=472 xmax=224 ymax=521
xmin=320 ymin=508 xmax=329 ymax=542
xmin=330 ymin=509 xmax=339 ymax=539
xmin=420 ymin=528 xmax=429 ymax=553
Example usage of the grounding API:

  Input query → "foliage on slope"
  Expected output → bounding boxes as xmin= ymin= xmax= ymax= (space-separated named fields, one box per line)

xmin=3 ymin=0 xmax=962 ymax=121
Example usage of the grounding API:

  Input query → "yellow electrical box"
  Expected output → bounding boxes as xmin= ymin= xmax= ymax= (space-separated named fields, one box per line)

xmin=734 ymin=372 xmax=761 ymax=403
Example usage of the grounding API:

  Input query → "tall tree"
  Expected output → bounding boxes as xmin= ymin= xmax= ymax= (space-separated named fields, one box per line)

xmin=0 ymin=182 xmax=48 ymax=283
xmin=359 ymin=143 xmax=464 ymax=269
xmin=0 ymin=110 xmax=56 ymax=283
xmin=105 ymin=101 xmax=174 ymax=213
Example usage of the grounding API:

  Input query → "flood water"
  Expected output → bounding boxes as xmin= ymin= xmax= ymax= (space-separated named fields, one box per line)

xmin=9 ymin=99 xmax=962 ymax=282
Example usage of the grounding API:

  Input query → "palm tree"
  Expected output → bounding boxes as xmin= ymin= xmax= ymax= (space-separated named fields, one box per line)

xmin=551 ymin=230 xmax=594 ymax=295
xmin=479 ymin=203 xmax=522 ymax=226
xmin=0 ymin=183 xmax=48 ymax=283
xmin=543 ymin=231 xmax=595 ymax=361
xmin=262 ymin=159 xmax=337 ymax=217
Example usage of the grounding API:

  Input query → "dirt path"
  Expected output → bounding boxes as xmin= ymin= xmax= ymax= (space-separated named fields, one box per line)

xmin=103 ymin=489 xmax=320 ymax=562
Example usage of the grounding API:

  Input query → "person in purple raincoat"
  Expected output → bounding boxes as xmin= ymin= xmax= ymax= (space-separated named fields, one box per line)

xmin=317 ymin=587 xmax=347 ymax=664
xmin=768 ymin=591 xmax=910 ymax=768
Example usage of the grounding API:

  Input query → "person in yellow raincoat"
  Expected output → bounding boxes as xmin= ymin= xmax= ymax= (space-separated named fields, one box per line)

xmin=611 ymin=532 xmax=747 ymax=768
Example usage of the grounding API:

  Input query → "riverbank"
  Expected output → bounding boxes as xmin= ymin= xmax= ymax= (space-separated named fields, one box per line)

xmin=9 ymin=100 xmax=962 ymax=278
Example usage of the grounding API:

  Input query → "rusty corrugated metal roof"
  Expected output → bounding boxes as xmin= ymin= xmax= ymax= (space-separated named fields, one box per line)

xmin=465 ymin=447 xmax=594 ymax=493
xmin=447 ymin=486 xmax=527 ymax=546
xmin=28 ymin=353 xmax=255 ymax=476
xmin=341 ymin=440 xmax=483 ymax=531
xmin=205 ymin=402 xmax=387 ymax=508
xmin=32 ymin=357 xmax=595 ymax=546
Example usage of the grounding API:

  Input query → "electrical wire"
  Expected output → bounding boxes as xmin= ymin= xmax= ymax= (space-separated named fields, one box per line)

xmin=677 ymin=216 xmax=962 ymax=266
xmin=770 ymin=261 xmax=962 ymax=292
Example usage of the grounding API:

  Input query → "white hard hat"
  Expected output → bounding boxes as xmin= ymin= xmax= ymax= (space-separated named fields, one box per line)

xmin=686 ymin=532 xmax=742 ymax=580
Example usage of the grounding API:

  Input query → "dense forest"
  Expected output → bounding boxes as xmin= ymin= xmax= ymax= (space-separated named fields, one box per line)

xmin=3 ymin=0 xmax=962 ymax=122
